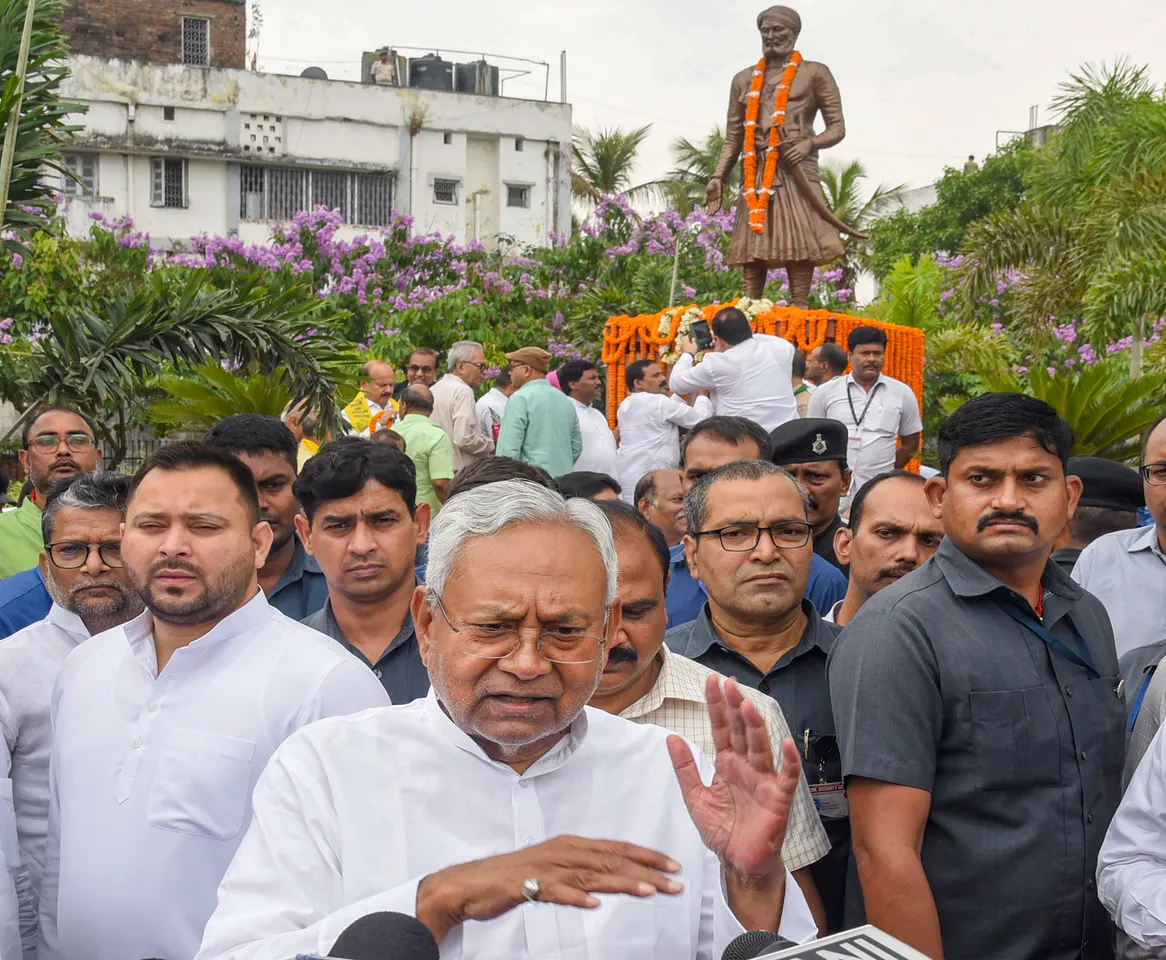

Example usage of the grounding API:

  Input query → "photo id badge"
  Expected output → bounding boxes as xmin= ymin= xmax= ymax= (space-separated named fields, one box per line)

xmin=810 ymin=781 xmax=849 ymax=819
xmin=847 ymin=434 xmax=863 ymax=464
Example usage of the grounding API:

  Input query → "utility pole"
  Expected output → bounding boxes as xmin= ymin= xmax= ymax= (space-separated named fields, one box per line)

xmin=0 ymin=0 xmax=39 ymax=231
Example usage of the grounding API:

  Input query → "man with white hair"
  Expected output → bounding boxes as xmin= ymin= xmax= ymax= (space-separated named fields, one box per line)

xmin=196 ymin=480 xmax=816 ymax=959
xmin=431 ymin=341 xmax=494 ymax=472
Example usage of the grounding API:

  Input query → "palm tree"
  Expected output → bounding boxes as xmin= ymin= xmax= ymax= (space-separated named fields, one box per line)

xmin=662 ymin=127 xmax=740 ymax=215
xmin=957 ymin=60 xmax=1166 ymax=378
xmin=148 ymin=364 xmax=294 ymax=435
xmin=819 ymin=159 xmax=906 ymax=287
xmin=571 ymin=125 xmax=663 ymax=210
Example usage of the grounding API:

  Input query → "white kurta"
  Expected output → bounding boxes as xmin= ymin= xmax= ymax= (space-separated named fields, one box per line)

xmin=476 ymin=387 xmax=509 ymax=439
xmin=668 ymin=334 xmax=797 ymax=432
xmin=570 ymin=397 xmax=618 ymax=478
xmin=37 ymin=592 xmax=390 ymax=960
xmin=615 ymin=392 xmax=711 ymax=503
xmin=0 ymin=604 xmax=89 ymax=957
xmin=1 ymin=781 xmax=21 ymax=960
xmin=195 ymin=692 xmax=816 ymax=960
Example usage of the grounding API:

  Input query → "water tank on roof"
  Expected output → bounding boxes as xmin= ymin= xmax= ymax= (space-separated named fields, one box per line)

xmin=300 ymin=66 xmax=328 ymax=80
xmin=456 ymin=59 xmax=500 ymax=96
xmin=409 ymin=54 xmax=454 ymax=92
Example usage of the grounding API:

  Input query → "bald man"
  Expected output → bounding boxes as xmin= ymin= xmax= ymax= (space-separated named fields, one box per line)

xmin=342 ymin=360 xmax=399 ymax=437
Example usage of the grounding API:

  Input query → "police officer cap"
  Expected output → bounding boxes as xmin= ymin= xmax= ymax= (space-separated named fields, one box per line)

xmin=1068 ymin=456 xmax=1144 ymax=511
xmin=769 ymin=418 xmax=849 ymax=466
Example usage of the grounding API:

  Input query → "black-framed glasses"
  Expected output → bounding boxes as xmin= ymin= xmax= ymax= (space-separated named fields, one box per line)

xmin=432 ymin=594 xmax=607 ymax=664
xmin=694 ymin=521 xmax=814 ymax=552
xmin=46 ymin=540 xmax=123 ymax=569
xmin=1141 ymin=463 xmax=1166 ymax=486
xmin=30 ymin=432 xmax=94 ymax=452
xmin=407 ymin=364 xmax=436 ymax=375
xmin=460 ymin=360 xmax=488 ymax=373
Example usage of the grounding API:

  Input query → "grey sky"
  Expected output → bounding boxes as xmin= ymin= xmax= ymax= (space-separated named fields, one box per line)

xmin=260 ymin=0 xmax=1165 ymax=195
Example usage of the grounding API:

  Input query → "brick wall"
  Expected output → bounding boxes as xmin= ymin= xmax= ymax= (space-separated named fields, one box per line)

xmin=60 ymin=0 xmax=246 ymax=70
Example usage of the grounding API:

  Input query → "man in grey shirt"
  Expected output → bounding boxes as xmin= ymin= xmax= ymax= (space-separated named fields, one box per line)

xmin=829 ymin=393 xmax=1125 ymax=960
xmin=1073 ymin=413 xmax=1166 ymax=659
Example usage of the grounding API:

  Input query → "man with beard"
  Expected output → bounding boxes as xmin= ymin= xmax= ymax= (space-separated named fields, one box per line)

xmin=825 ymin=471 xmax=944 ymax=626
xmin=297 ymin=438 xmax=433 ymax=704
xmin=588 ymin=499 xmax=832 ymax=932
xmin=204 ymin=415 xmax=329 ymax=619
xmin=0 ymin=407 xmax=101 ymax=579
xmin=770 ymin=419 xmax=852 ymax=573
xmin=0 ymin=473 xmax=143 ymax=957
xmin=666 ymin=459 xmax=851 ymax=931
xmin=829 ymin=393 xmax=1124 ymax=960
xmin=37 ymin=443 xmax=388 ymax=960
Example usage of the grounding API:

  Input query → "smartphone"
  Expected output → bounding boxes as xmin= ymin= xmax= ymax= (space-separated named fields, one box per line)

xmin=690 ymin=319 xmax=713 ymax=352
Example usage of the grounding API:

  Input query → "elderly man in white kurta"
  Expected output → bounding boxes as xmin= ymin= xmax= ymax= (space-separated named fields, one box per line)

xmin=36 ymin=443 xmax=389 ymax=960
xmin=196 ymin=480 xmax=816 ymax=960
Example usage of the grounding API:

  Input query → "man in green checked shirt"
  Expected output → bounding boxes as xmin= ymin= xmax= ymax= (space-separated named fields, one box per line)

xmin=0 ymin=407 xmax=101 ymax=579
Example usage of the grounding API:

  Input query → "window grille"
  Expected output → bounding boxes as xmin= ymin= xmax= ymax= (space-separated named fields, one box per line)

xmin=433 ymin=179 xmax=458 ymax=204
xmin=506 ymin=184 xmax=531 ymax=209
xmin=181 ymin=17 xmax=210 ymax=66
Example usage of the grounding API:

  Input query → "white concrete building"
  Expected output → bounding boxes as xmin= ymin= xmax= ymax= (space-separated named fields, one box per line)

xmin=57 ymin=54 xmax=573 ymax=250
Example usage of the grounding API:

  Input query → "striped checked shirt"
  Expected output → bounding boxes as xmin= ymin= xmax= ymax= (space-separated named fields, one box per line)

xmin=619 ymin=646 xmax=830 ymax=872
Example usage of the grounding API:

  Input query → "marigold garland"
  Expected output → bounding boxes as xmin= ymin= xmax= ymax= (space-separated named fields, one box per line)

xmin=602 ymin=301 xmax=926 ymax=470
xmin=743 ymin=51 xmax=802 ymax=235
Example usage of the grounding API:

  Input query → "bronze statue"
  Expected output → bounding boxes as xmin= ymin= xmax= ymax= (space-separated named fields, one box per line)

xmin=706 ymin=5 xmax=863 ymax=307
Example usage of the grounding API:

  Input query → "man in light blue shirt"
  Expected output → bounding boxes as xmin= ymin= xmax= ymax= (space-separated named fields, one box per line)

xmin=1073 ymin=414 xmax=1166 ymax=660
xmin=496 ymin=346 xmax=582 ymax=477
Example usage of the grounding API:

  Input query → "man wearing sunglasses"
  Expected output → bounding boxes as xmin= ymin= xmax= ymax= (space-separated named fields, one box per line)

xmin=0 ymin=407 xmax=101 ymax=580
xmin=431 ymin=340 xmax=494 ymax=472
xmin=665 ymin=458 xmax=849 ymax=932
xmin=1073 ymin=413 xmax=1166 ymax=660
xmin=0 ymin=471 xmax=141 ymax=956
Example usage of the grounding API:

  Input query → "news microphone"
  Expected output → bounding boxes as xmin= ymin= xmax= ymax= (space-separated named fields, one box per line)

xmin=723 ymin=931 xmax=797 ymax=959
xmin=294 ymin=911 xmax=440 ymax=960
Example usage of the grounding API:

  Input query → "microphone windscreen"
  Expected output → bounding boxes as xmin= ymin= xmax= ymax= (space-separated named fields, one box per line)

xmin=722 ymin=930 xmax=797 ymax=960
xmin=328 ymin=911 xmax=439 ymax=960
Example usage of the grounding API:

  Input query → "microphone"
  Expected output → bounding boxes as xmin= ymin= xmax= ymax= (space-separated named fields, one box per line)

xmin=723 ymin=931 xmax=797 ymax=959
xmin=323 ymin=911 xmax=439 ymax=959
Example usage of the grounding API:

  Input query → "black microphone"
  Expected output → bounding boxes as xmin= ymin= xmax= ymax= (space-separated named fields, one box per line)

xmin=722 ymin=931 xmax=797 ymax=960
xmin=327 ymin=911 xmax=440 ymax=959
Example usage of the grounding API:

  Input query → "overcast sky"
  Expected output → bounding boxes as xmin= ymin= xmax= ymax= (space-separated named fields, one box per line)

xmin=258 ymin=0 xmax=1166 ymax=195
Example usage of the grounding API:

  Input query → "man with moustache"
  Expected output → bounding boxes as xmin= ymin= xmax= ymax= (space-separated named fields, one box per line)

xmin=666 ymin=459 xmax=851 ymax=930
xmin=829 ymin=393 xmax=1124 ymax=960
xmin=204 ymin=415 xmax=329 ymax=619
xmin=343 ymin=359 xmax=399 ymax=438
xmin=297 ymin=439 xmax=433 ymax=704
xmin=635 ymin=469 xmax=687 ymax=549
xmin=0 ymin=473 xmax=143 ymax=957
xmin=770 ymin=419 xmax=852 ymax=573
xmin=805 ymin=343 xmax=846 ymax=388
xmin=825 ymin=471 xmax=944 ymax=626
xmin=0 ymin=407 xmax=101 ymax=579
xmin=37 ymin=443 xmax=388 ymax=960
xmin=589 ymin=499 xmax=832 ymax=931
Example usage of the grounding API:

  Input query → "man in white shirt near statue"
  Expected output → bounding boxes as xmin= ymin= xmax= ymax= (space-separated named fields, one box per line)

xmin=559 ymin=359 xmax=618 ymax=478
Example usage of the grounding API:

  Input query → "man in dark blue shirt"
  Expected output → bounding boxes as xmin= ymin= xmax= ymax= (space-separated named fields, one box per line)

xmin=0 ymin=566 xmax=51 ymax=638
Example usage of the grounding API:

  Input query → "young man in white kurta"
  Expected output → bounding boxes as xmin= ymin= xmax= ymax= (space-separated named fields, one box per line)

xmin=37 ymin=593 xmax=388 ymax=960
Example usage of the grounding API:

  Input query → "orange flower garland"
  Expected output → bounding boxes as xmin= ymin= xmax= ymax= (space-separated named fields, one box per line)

xmin=743 ymin=51 xmax=802 ymax=235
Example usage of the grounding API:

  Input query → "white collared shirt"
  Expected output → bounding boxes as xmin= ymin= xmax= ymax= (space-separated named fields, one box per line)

xmin=570 ymin=397 xmax=618 ymax=477
xmin=668 ymin=334 xmax=798 ymax=432
xmin=0 ymin=604 xmax=89 ymax=957
xmin=2 ymin=780 xmax=21 ymax=960
xmin=432 ymin=373 xmax=494 ymax=471
xmin=1098 ymin=722 xmax=1166 ymax=951
xmin=1073 ymin=526 xmax=1166 ymax=660
xmin=823 ymin=601 xmax=842 ymax=624
xmin=619 ymin=647 xmax=830 ymax=873
xmin=195 ymin=691 xmax=816 ymax=960
xmin=615 ymin=392 xmax=711 ymax=503
xmin=807 ymin=373 xmax=923 ymax=511
xmin=476 ymin=387 xmax=509 ymax=437
xmin=37 ymin=592 xmax=390 ymax=960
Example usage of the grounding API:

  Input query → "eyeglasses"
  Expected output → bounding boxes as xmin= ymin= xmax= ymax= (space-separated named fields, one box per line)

xmin=694 ymin=521 xmax=814 ymax=552
xmin=432 ymin=594 xmax=607 ymax=664
xmin=1141 ymin=463 xmax=1166 ymax=486
xmin=460 ymin=361 xmax=488 ymax=372
xmin=407 ymin=364 xmax=435 ymax=375
xmin=46 ymin=540 xmax=123 ymax=569
xmin=30 ymin=432 xmax=95 ymax=452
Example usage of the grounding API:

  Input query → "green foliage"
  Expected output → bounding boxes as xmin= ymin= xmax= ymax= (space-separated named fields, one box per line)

xmin=866 ymin=143 xmax=1033 ymax=279
xmin=662 ymin=128 xmax=739 ymax=215
xmin=147 ymin=364 xmax=294 ymax=435
xmin=818 ymin=160 xmax=905 ymax=285
xmin=0 ymin=0 xmax=84 ymax=245
xmin=864 ymin=255 xmax=949 ymax=330
xmin=570 ymin=125 xmax=663 ymax=210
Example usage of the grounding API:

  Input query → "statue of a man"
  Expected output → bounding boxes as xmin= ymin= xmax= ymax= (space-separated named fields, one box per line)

xmin=706 ymin=6 xmax=852 ymax=307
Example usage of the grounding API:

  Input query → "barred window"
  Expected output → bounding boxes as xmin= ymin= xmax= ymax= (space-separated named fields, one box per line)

xmin=506 ymin=184 xmax=531 ymax=209
xmin=239 ymin=165 xmax=394 ymax=226
xmin=433 ymin=179 xmax=458 ymax=205
xmin=181 ymin=17 xmax=210 ymax=66
xmin=150 ymin=158 xmax=187 ymax=208
xmin=62 ymin=153 xmax=98 ymax=196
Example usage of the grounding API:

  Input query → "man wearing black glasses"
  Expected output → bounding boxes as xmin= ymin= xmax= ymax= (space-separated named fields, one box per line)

xmin=1073 ymin=412 xmax=1166 ymax=660
xmin=0 ymin=407 xmax=101 ymax=579
xmin=0 ymin=471 xmax=141 ymax=956
xmin=665 ymin=457 xmax=849 ymax=932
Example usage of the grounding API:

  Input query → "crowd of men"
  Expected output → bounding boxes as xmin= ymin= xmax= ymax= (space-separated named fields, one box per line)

xmin=0 ymin=303 xmax=1164 ymax=960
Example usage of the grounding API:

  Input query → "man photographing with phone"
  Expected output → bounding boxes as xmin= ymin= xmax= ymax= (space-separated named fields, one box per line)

xmin=669 ymin=307 xmax=799 ymax=433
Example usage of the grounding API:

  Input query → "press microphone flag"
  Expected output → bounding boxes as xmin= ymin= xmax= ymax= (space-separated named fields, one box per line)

xmin=724 ymin=924 xmax=931 ymax=960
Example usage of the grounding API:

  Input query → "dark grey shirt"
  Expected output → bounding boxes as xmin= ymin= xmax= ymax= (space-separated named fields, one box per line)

xmin=302 ymin=600 xmax=430 ymax=704
xmin=828 ymin=537 xmax=1125 ymax=960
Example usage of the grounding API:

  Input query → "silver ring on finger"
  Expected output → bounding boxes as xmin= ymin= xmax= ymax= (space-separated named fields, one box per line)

xmin=522 ymin=877 xmax=542 ymax=903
